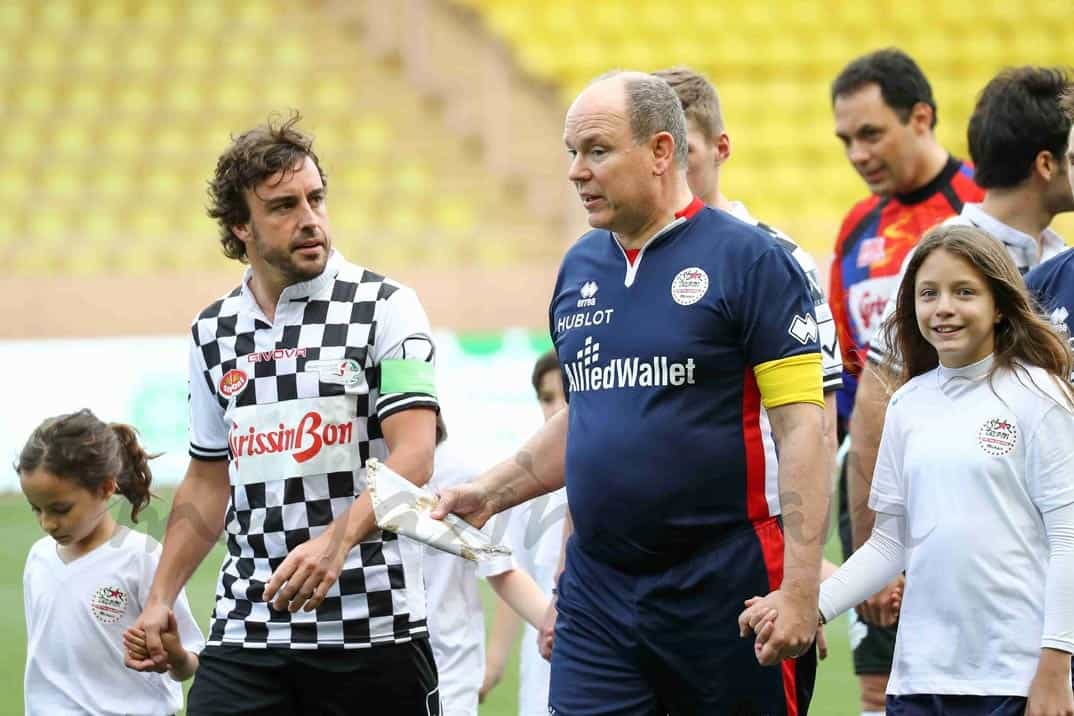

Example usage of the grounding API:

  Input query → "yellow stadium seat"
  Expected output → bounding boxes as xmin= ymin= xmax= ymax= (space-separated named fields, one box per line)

xmin=38 ymin=1 xmax=80 ymax=31
xmin=84 ymin=0 xmax=127 ymax=28
xmin=6 ymin=122 xmax=40 ymax=160
xmin=14 ymin=82 xmax=58 ymax=116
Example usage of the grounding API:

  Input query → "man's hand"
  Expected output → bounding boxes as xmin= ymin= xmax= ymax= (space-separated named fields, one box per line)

xmin=264 ymin=525 xmax=350 ymax=613
xmin=1026 ymin=649 xmax=1074 ymax=716
xmin=124 ymin=600 xmax=172 ymax=672
xmin=538 ymin=594 xmax=557 ymax=661
xmin=739 ymin=590 xmax=817 ymax=666
xmin=430 ymin=480 xmax=497 ymax=529
xmin=855 ymin=574 xmax=904 ymax=627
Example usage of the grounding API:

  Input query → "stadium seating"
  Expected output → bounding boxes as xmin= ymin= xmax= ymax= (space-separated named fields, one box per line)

xmin=4 ymin=0 xmax=1073 ymax=281
xmin=454 ymin=0 xmax=1074 ymax=256
xmin=0 ymin=0 xmax=560 ymax=277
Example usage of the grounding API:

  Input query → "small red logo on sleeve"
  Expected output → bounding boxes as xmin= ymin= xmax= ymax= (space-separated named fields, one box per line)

xmin=219 ymin=369 xmax=249 ymax=398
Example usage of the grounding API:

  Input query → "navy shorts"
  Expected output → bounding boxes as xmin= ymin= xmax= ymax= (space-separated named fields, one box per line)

xmin=885 ymin=694 xmax=1026 ymax=716
xmin=549 ymin=518 xmax=815 ymax=716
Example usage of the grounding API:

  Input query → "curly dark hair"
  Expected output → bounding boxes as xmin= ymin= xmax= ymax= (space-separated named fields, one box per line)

xmin=206 ymin=111 xmax=327 ymax=262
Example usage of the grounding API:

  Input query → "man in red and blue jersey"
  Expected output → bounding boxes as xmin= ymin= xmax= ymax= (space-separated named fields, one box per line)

xmin=828 ymin=48 xmax=983 ymax=716
xmin=435 ymin=70 xmax=829 ymax=714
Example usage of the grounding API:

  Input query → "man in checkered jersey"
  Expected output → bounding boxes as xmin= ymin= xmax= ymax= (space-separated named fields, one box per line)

xmin=129 ymin=115 xmax=442 ymax=714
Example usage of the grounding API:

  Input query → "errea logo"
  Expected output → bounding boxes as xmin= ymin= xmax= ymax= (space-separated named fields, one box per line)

xmin=577 ymin=281 xmax=599 ymax=308
xmin=788 ymin=314 xmax=818 ymax=345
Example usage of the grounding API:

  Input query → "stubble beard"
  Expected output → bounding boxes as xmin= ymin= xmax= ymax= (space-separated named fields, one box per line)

xmin=252 ymin=224 xmax=330 ymax=286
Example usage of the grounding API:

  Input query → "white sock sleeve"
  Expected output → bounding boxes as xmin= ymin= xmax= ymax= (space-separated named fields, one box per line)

xmin=819 ymin=511 xmax=906 ymax=623
xmin=1042 ymin=501 xmax=1074 ymax=653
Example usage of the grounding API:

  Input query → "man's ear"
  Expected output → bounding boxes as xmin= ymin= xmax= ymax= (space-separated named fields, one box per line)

xmin=231 ymin=223 xmax=251 ymax=243
xmin=1034 ymin=149 xmax=1059 ymax=182
xmin=908 ymin=101 xmax=935 ymax=136
xmin=714 ymin=131 xmax=731 ymax=168
xmin=651 ymin=131 xmax=677 ymax=176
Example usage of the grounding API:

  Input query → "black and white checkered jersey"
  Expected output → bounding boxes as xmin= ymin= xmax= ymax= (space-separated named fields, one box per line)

xmin=727 ymin=201 xmax=843 ymax=392
xmin=187 ymin=251 xmax=438 ymax=649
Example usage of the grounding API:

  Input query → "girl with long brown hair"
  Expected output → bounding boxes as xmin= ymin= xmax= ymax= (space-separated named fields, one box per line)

xmin=744 ymin=224 xmax=1074 ymax=715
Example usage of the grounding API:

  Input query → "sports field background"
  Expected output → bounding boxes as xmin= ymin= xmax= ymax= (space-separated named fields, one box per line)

xmin=2 ymin=489 xmax=860 ymax=714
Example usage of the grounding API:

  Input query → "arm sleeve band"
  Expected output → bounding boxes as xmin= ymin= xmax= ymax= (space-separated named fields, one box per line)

xmin=1042 ymin=501 xmax=1074 ymax=653
xmin=380 ymin=359 xmax=437 ymax=397
xmin=819 ymin=511 xmax=906 ymax=623
xmin=754 ymin=353 xmax=824 ymax=409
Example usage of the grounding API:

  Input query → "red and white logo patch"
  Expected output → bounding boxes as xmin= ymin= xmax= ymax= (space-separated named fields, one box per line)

xmin=670 ymin=267 xmax=708 ymax=306
xmin=978 ymin=417 xmax=1017 ymax=456
xmin=90 ymin=585 xmax=128 ymax=624
xmin=219 ymin=369 xmax=249 ymax=398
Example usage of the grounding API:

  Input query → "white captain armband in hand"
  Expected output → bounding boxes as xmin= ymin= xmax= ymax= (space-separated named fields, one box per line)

xmin=367 ymin=458 xmax=509 ymax=562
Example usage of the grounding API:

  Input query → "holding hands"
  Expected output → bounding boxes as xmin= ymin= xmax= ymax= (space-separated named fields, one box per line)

xmin=737 ymin=588 xmax=820 ymax=666
xmin=124 ymin=607 xmax=198 ymax=681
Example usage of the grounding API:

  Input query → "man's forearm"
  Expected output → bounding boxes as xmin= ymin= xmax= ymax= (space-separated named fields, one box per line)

xmin=848 ymin=363 xmax=893 ymax=549
xmin=149 ymin=461 xmax=229 ymax=606
xmin=482 ymin=408 xmax=568 ymax=515
xmin=770 ymin=404 xmax=828 ymax=597
xmin=334 ymin=419 xmax=437 ymax=551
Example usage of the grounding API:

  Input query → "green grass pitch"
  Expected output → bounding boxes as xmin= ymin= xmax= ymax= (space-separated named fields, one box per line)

xmin=2 ymin=490 xmax=861 ymax=714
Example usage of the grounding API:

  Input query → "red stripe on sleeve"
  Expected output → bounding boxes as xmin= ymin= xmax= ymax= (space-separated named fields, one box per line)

xmin=741 ymin=371 xmax=770 ymax=523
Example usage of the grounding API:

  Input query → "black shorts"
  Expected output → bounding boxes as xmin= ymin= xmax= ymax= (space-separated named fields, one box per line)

xmin=186 ymin=639 xmax=440 ymax=716
xmin=837 ymin=450 xmax=897 ymax=676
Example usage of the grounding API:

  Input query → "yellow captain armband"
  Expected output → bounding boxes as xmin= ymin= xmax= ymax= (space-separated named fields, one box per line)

xmin=753 ymin=353 xmax=824 ymax=409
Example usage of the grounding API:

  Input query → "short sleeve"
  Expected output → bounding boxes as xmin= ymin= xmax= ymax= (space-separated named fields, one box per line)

xmin=737 ymin=246 xmax=822 ymax=367
xmin=476 ymin=515 xmax=516 ymax=579
xmin=23 ymin=551 xmax=35 ymax=633
xmin=172 ymin=587 xmax=207 ymax=655
xmin=788 ymin=246 xmax=843 ymax=393
xmin=371 ymin=286 xmax=439 ymax=420
xmin=1027 ymin=403 xmax=1074 ymax=513
xmin=868 ymin=405 xmax=906 ymax=515
xmin=866 ymin=247 xmax=915 ymax=367
xmin=187 ymin=333 xmax=228 ymax=461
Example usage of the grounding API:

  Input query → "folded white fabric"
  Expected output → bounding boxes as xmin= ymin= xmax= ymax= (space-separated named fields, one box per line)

xmin=367 ymin=458 xmax=512 ymax=562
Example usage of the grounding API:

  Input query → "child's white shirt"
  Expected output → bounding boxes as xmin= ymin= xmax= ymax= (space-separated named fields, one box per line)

xmin=863 ymin=356 xmax=1074 ymax=696
xmin=503 ymin=485 xmax=566 ymax=716
xmin=423 ymin=442 xmax=514 ymax=716
xmin=23 ymin=524 xmax=205 ymax=716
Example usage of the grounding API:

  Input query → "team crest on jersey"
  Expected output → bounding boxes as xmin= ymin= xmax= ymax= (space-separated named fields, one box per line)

xmin=219 ymin=369 xmax=249 ymax=398
xmin=90 ymin=585 xmax=128 ymax=624
xmin=304 ymin=358 xmax=365 ymax=387
xmin=978 ymin=417 xmax=1017 ymax=456
xmin=670 ymin=267 xmax=708 ymax=306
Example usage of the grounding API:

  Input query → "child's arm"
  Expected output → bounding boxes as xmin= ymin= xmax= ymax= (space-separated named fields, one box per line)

xmin=480 ymin=597 xmax=522 ymax=702
xmin=486 ymin=568 xmax=551 ymax=633
xmin=740 ymin=510 xmax=907 ymax=637
xmin=124 ymin=611 xmax=199 ymax=681
xmin=160 ymin=609 xmax=199 ymax=681
xmin=1027 ymin=501 xmax=1074 ymax=714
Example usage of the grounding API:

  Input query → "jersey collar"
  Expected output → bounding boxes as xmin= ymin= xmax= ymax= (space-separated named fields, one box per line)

xmin=611 ymin=197 xmax=703 ymax=287
xmin=936 ymin=352 xmax=994 ymax=397
xmin=959 ymin=203 xmax=1066 ymax=271
xmin=240 ymin=250 xmax=343 ymax=322
xmin=895 ymin=156 xmax=961 ymax=206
